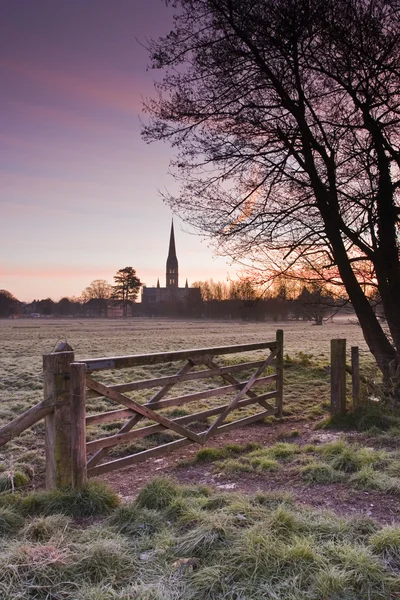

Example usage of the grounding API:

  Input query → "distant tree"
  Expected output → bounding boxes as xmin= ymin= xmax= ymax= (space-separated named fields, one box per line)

xmin=55 ymin=297 xmax=82 ymax=316
xmin=112 ymin=267 xmax=142 ymax=317
xmin=81 ymin=279 xmax=113 ymax=302
xmin=36 ymin=298 xmax=55 ymax=316
xmin=0 ymin=290 xmax=19 ymax=317
xmin=297 ymin=283 xmax=335 ymax=325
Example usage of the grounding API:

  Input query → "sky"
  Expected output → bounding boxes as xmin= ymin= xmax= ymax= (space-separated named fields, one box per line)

xmin=0 ymin=0 xmax=236 ymax=302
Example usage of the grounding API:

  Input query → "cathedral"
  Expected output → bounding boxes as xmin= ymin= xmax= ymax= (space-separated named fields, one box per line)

xmin=141 ymin=221 xmax=200 ymax=306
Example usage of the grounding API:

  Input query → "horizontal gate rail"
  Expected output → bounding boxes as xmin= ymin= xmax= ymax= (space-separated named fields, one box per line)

xmin=78 ymin=341 xmax=277 ymax=372
xmin=85 ymin=359 xmax=268 ymax=398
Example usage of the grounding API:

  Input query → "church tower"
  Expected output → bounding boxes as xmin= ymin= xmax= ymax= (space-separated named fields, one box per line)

xmin=166 ymin=220 xmax=178 ymax=288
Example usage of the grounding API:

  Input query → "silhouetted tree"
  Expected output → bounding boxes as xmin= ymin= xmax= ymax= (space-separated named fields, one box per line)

xmin=0 ymin=290 xmax=19 ymax=317
xmin=81 ymin=279 xmax=112 ymax=302
xmin=144 ymin=0 xmax=400 ymax=389
xmin=297 ymin=284 xmax=334 ymax=325
xmin=112 ymin=267 xmax=142 ymax=317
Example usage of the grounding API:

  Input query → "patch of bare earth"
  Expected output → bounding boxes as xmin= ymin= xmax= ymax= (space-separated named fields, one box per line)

xmin=101 ymin=419 xmax=400 ymax=525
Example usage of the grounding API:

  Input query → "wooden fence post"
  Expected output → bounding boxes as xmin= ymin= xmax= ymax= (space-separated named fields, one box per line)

xmin=276 ymin=329 xmax=284 ymax=417
xmin=351 ymin=346 xmax=360 ymax=409
xmin=70 ymin=362 xmax=87 ymax=488
xmin=43 ymin=348 xmax=74 ymax=489
xmin=330 ymin=339 xmax=346 ymax=416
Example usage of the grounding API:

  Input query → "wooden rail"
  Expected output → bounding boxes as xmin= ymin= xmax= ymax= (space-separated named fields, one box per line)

xmin=0 ymin=332 xmax=284 ymax=489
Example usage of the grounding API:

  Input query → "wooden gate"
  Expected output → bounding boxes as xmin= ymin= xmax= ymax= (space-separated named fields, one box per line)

xmin=0 ymin=330 xmax=283 ymax=489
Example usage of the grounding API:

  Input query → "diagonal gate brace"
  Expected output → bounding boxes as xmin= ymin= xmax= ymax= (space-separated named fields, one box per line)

xmin=85 ymin=375 xmax=201 ymax=447
xmin=202 ymin=348 xmax=278 ymax=442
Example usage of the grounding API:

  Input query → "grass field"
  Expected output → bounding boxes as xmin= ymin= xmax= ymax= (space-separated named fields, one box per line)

xmin=0 ymin=317 xmax=372 ymax=485
xmin=1 ymin=318 xmax=400 ymax=598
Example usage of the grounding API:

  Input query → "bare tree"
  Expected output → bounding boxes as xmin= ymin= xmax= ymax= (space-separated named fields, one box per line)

xmin=81 ymin=279 xmax=113 ymax=302
xmin=143 ymin=0 xmax=400 ymax=386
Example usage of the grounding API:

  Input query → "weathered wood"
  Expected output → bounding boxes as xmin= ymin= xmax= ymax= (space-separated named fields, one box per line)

xmin=204 ymin=358 xmax=257 ymax=398
xmin=143 ymin=375 xmax=277 ymax=411
xmin=70 ymin=363 xmax=87 ymax=488
xmin=86 ymin=360 xmax=196 ymax=468
xmin=88 ymin=437 xmax=192 ymax=477
xmin=43 ymin=350 xmax=74 ymax=489
xmin=331 ymin=339 xmax=347 ymax=416
xmin=0 ymin=400 xmax=52 ymax=447
xmin=204 ymin=348 xmax=278 ymax=439
xmin=351 ymin=346 xmax=360 ymax=409
xmin=86 ymin=391 xmax=278 ymax=452
xmin=276 ymin=329 xmax=284 ymax=417
xmin=88 ymin=407 xmax=278 ymax=477
xmin=79 ymin=341 xmax=277 ymax=372
xmin=86 ymin=408 xmax=134 ymax=426
xmin=85 ymin=360 xmax=266 ymax=398
xmin=85 ymin=376 xmax=202 ymax=444
xmin=86 ymin=383 xmax=278 ymax=427
xmin=208 ymin=408 xmax=276 ymax=436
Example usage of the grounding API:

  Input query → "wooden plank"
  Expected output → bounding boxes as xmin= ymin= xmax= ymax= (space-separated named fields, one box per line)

xmin=88 ymin=437 xmax=192 ymax=477
xmin=70 ymin=363 xmax=87 ymax=488
xmin=85 ymin=360 xmax=266 ymax=398
xmin=86 ymin=408 xmax=134 ymax=426
xmin=205 ymin=358 xmax=257 ymax=398
xmin=86 ymin=391 xmax=278 ymax=452
xmin=43 ymin=350 xmax=75 ymax=489
xmin=79 ymin=341 xmax=277 ymax=372
xmin=275 ymin=329 xmax=284 ymax=417
xmin=204 ymin=348 xmax=278 ymax=439
xmin=206 ymin=409 xmax=276 ymax=437
xmin=331 ymin=339 xmax=347 ymax=415
xmin=351 ymin=346 xmax=360 ymax=409
xmin=87 ymin=360 xmax=195 ymax=468
xmin=146 ymin=375 xmax=277 ymax=411
xmin=85 ymin=377 xmax=202 ymax=444
xmin=0 ymin=401 xmax=53 ymax=447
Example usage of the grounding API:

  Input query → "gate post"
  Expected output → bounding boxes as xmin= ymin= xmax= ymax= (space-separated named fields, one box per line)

xmin=331 ymin=339 xmax=347 ymax=416
xmin=70 ymin=362 xmax=87 ymax=488
xmin=43 ymin=347 xmax=74 ymax=489
xmin=351 ymin=346 xmax=360 ymax=409
xmin=276 ymin=329 xmax=284 ymax=417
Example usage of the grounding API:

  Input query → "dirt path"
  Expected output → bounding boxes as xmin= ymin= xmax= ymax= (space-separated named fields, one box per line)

xmin=100 ymin=420 xmax=400 ymax=525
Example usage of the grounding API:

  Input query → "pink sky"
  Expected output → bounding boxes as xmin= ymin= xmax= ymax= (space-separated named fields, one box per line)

xmin=0 ymin=1 xmax=235 ymax=302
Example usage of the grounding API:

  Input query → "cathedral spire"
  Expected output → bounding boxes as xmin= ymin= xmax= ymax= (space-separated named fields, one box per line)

xmin=166 ymin=219 xmax=178 ymax=288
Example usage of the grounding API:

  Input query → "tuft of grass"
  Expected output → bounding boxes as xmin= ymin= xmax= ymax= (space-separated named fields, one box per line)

xmin=251 ymin=490 xmax=295 ymax=508
xmin=21 ymin=514 xmax=71 ymax=542
xmin=265 ymin=442 xmax=300 ymax=459
xmin=0 ymin=506 xmax=24 ymax=536
xmin=194 ymin=442 xmax=262 ymax=464
xmin=135 ymin=477 xmax=180 ymax=510
xmin=19 ymin=481 xmax=120 ymax=517
xmin=0 ymin=470 xmax=30 ymax=492
xmin=195 ymin=447 xmax=227 ymax=463
xmin=69 ymin=537 xmax=136 ymax=585
xmin=370 ymin=526 xmax=400 ymax=566
xmin=350 ymin=466 xmax=400 ymax=495
xmin=218 ymin=458 xmax=252 ymax=474
xmin=249 ymin=457 xmax=279 ymax=471
xmin=302 ymin=461 xmax=344 ymax=484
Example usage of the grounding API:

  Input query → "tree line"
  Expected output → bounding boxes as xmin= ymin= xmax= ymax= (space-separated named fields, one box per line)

xmin=0 ymin=275 xmax=354 ymax=324
xmin=0 ymin=267 xmax=141 ymax=319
